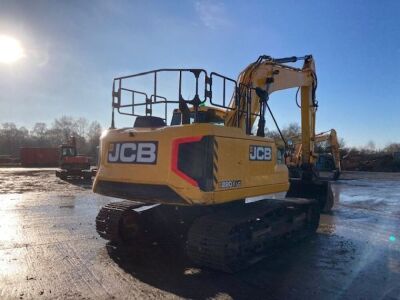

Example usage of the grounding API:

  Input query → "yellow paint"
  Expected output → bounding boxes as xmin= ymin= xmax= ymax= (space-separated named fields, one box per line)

xmin=94 ymin=123 xmax=288 ymax=205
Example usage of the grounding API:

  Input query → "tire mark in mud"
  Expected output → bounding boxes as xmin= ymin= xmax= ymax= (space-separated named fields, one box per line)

xmin=56 ymin=242 xmax=110 ymax=298
xmin=87 ymin=246 xmax=170 ymax=299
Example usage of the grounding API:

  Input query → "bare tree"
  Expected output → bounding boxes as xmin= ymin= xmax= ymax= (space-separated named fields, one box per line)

xmin=384 ymin=143 xmax=400 ymax=153
xmin=338 ymin=138 xmax=346 ymax=148
xmin=86 ymin=121 xmax=102 ymax=158
xmin=0 ymin=116 xmax=102 ymax=158
xmin=52 ymin=116 xmax=79 ymax=141
xmin=31 ymin=122 xmax=47 ymax=139
xmin=0 ymin=123 xmax=31 ymax=156
xmin=265 ymin=122 xmax=301 ymax=141
xmin=364 ymin=140 xmax=376 ymax=153
xmin=76 ymin=117 xmax=88 ymax=137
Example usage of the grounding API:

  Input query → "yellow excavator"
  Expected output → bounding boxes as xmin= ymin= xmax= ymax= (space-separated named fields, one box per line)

xmin=93 ymin=55 xmax=334 ymax=272
xmin=285 ymin=129 xmax=341 ymax=180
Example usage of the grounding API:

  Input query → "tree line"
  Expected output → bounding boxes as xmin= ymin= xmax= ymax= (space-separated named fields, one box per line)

xmin=1 ymin=119 xmax=399 ymax=160
xmin=0 ymin=116 xmax=102 ymax=158
xmin=265 ymin=123 xmax=400 ymax=155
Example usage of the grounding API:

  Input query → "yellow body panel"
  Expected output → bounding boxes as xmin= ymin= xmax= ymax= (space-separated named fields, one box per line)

xmin=93 ymin=123 xmax=289 ymax=205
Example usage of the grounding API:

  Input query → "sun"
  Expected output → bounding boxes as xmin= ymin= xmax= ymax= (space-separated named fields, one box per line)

xmin=0 ymin=35 xmax=24 ymax=64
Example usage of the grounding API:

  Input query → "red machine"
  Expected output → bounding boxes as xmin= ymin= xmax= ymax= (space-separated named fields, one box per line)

xmin=55 ymin=137 xmax=92 ymax=180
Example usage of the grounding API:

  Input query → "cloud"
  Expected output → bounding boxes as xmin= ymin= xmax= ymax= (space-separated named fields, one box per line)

xmin=195 ymin=0 xmax=231 ymax=29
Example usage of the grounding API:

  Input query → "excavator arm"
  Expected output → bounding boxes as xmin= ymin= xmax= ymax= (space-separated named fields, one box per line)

xmin=225 ymin=55 xmax=318 ymax=169
xmin=315 ymin=129 xmax=341 ymax=178
xmin=285 ymin=129 xmax=342 ymax=180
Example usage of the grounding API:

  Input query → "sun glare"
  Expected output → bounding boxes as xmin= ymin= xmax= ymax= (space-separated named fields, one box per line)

xmin=0 ymin=35 xmax=24 ymax=64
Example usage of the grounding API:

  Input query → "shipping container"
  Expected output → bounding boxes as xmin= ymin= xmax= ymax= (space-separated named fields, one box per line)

xmin=20 ymin=147 xmax=60 ymax=167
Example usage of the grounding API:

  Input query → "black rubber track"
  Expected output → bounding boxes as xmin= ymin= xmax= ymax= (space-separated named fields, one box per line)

xmin=186 ymin=198 xmax=320 ymax=272
xmin=96 ymin=201 xmax=146 ymax=243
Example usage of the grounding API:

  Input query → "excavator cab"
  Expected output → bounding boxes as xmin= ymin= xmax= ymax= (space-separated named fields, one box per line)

xmin=316 ymin=154 xmax=336 ymax=171
xmin=60 ymin=145 xmax=77 ymax=157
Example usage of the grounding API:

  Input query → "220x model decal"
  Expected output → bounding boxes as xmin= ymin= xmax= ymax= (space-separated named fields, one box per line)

xmin=108 ymin=142 xmax=158 ymax=164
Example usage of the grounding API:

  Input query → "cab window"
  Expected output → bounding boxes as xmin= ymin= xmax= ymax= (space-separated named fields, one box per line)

xmin=170 ymin=110 xmax=224 ymax=126
xmin=62 ymin=147 xmax=76 ymax=157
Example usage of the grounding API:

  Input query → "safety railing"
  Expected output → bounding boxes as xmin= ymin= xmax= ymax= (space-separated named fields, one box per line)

xmin=110 ymin=68 xmax=259 ymax=133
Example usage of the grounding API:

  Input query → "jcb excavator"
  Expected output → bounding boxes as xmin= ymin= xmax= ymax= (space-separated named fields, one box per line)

xmin=285 ymin=129 xmax=341 ymax=180
xmin=93 ymin=55 xmax=334 ymax=272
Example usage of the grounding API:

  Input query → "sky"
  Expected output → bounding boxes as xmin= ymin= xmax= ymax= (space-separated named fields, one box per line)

xmin=0 ymin=0 xmax=399 ymax=148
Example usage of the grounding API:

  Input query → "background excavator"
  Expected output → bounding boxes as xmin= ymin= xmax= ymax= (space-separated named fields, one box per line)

xmin=285 ymin=129 xmax=341 ymax=180
xmin=55 ymin=136 xmax=93 ymax=180
xmin=93 ymin=54 xmax=335 ymax=272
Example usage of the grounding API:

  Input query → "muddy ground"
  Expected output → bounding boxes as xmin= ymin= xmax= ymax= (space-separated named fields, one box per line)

xmin=0 ymin=168 xmax=399 ymax=299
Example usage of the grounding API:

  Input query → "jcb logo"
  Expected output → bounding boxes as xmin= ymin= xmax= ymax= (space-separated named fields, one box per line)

xmin=108 ymin=142 xmax=158 ymax=164
xmin=249 ymin=145 xmax=272 ymax=161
